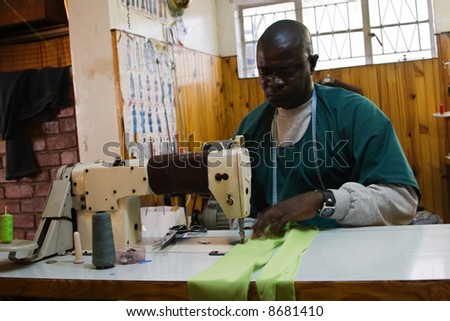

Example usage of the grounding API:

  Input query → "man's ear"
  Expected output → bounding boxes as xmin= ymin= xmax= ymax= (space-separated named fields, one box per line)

xmin=308 ymin=54 xmax=319 ymax=74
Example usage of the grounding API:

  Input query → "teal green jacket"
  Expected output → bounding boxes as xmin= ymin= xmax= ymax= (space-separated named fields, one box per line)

xmin=234 ymin=84 xmax=419 ymax=227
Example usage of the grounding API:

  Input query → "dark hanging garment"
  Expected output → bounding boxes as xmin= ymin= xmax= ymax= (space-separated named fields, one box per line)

xmin=0 ymin=66 xmax=73 ymax=180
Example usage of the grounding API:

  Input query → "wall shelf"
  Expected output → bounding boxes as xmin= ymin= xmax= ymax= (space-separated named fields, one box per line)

xmin=433 ymin=111 xmax=450 ymax=118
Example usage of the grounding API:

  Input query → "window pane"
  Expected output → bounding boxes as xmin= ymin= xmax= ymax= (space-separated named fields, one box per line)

xmin=243 ymin=16 xmax=253 ymax=42
xmin=399 ymin=0 xmax=418 ymax=23
xmin=245 ymin=43 xmax=256 ymax=70
xmin=417 ymin=0 xmax=429 ymax=21
xmin=315 ymin=6 xmax=333 ymax=33
xmin=350 ymin=32 xmax=365 ymax=57
xmin=315 ymin=31 xmax=365 ymax=61
xmin=403 ymin=24 xmax=419 ymax=51
xmin=370 ymin=29 xmax=384 ymax=55
xmin=369 ymin=0 xmax=428 ymax=27
xmin=419 ymin=22 xmax=431 ymax=50
xmin=304 ymin=1 xmax=363 ymax=63
xmin=303 ymin=7 xmax=318 ymax=33
xmin=348 ymin=2 xmax=363 ymax=29
xmin=368 ymin=0 xmax=381 ymax=25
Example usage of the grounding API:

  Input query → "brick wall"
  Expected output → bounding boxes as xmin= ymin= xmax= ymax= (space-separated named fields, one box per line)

xmin=0 ymin=106 xmax=79 ymax=240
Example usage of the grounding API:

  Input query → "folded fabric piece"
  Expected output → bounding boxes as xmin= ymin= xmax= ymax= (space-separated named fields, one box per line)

xmin=188 ymin=227 xmax=318 ymax=301
xmin=188 ymin=236 xmax=285 ymax=300
xmin=255 ymin=227 xmax=318 ymax=300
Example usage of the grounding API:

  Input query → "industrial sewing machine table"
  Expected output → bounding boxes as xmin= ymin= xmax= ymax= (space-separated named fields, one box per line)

xmin=1 ymin=225 xmax=450 ymax=300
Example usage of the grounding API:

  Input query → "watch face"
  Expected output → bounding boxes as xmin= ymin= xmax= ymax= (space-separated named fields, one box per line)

xmin=320 ymin=207 xmax=335 ymax=218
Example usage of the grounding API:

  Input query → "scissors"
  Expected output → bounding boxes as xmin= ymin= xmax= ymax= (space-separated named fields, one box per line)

xmin=152 ymin=224 xmax=207 ymax=249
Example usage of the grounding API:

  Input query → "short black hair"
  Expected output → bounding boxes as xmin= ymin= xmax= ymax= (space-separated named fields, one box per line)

xmin=257 ymin=20 xmax=314 ymax=59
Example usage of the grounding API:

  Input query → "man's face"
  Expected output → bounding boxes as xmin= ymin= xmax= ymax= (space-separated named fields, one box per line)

xmin=257 ymin=43 xmax=314 ymax=109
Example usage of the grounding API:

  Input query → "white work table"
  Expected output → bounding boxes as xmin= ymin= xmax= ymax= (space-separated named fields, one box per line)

xmin=1 ymin=225 xmax=450 ymax=300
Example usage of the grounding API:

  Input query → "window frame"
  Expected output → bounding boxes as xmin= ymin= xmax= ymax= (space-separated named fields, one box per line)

xmin=235 ymin=0 xmax=437 ymax=79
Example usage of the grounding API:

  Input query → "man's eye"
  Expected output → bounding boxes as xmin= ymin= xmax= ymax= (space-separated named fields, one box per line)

xmin=279 ymin=67 xmax=297 ymax=75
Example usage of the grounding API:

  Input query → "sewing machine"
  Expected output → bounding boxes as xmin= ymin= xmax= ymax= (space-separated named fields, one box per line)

xmin=4 ymin=136 xmax=251 ymax=263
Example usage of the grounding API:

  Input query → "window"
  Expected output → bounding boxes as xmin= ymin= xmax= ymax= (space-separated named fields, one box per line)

xmin=235 ymin=0 xmax=436 ymax=78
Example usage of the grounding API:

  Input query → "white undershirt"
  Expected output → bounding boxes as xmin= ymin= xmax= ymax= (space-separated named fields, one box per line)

xmin=275 ymin=98 xmax=312 ymax=147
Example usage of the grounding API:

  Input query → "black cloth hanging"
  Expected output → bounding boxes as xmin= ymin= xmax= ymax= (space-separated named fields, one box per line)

xmin=0 ymin=66 xmax=73 ymax=180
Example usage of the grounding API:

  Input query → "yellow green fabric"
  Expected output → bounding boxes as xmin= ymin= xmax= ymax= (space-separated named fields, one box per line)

xmin=188 ymin=227 xmax=318 ymax=301
xmin=188 ymin=236 xmax=285 ymax=300
xmin=255 ymin=227 xmax=318 ymax=300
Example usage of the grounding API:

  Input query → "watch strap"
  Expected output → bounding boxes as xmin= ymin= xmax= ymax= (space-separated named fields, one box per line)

xmin=316 ymin=190 xmax=336 ymax=218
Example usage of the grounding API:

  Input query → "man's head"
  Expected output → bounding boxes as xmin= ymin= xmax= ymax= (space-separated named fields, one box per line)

xmin=257 ymin=20 xmax=319 ymax=109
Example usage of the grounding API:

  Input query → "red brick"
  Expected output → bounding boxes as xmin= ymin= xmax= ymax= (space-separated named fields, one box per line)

xmin=21 ymin=198 xmax=46 ymax=213
xmin=42 ymin=121 xmax=60 ymax=134
xmin=34 ymin=183 xmax=51 ymax=197
xmin=31 ymin=169 xmax=50 ymax=182
xmin=14 ymin=230 xmax=26 ymax=240
xmin=21 ymin=169 xmax=50 ymax=183
xmin=46 ymin=133 xmax=77 ymax=150
xmin=5 ymin=184 xmax=34 ymax=198
xmin=36 ymin=152 xmax=60 ymax=166
xmin=50 ymin=167 xmax=60 ymax=180
xmin=57 ymin=107 xmax=74 ymax=117
xmin=0 ymin=187 xmax=4 ymax=198
xmin=32 ymin=137 xmax=46 ymax=151
xmin=61 ymin=150 xmax=79 ymax=164
xmin=0 ymin=201 xmax=20 ymax=213
xmin=0 ymin=140 xmax=5 ymax=154
xmin=0 ymin=169 xmax=7 ymax=183
xmin=13 ymin=214 xmax=36 ymax=229
xmin=59 ymin=118 xmax=77 ymax=132
xmin=26 ymin=231 xmax=36 ymax=241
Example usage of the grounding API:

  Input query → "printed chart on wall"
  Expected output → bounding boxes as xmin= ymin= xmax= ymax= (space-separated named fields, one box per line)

xmin=115 ymin=30 xmax=177 ymax=159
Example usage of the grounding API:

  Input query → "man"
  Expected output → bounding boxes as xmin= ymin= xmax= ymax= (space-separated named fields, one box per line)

xmin=234 ymin=20 xmax=419 ymax=238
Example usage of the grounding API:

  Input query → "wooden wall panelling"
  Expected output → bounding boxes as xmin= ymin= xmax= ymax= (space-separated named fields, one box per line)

xmin=220 ymin=57 xmax=241 ymax=138
xmin=437 ymin=33 xmax=450 ymax=109
xmin=220 ymin=57 xmax=265 ymax=139
xmin=425 ymin=59 xmax=447 ymax=216
xmin=405 ymin=61 xmax=437 ymax=215
xmin=172 ymin=46 xmax=224 ymax=150
xmin=0 ymin=36 xmax=71 ymax=72
xmin=436 ymin=33 xmax=450 ymax=221
xmin=390 ymin=63 xmax=413 ymax=164
xmin=365 ymin=65 xmax=381 ymax=103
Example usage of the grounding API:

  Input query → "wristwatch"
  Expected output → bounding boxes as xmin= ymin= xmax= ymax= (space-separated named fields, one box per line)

xmin=317 ymin=190 xmax=336 ymax=218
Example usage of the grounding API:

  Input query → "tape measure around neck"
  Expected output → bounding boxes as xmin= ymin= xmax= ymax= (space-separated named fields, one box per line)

xmin=270 ymin=89 xmax=324 ymax=206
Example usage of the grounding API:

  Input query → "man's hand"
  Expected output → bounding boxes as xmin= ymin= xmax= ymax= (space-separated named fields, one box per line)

xmin=251 ymin=191 xmax=324 ymax=238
